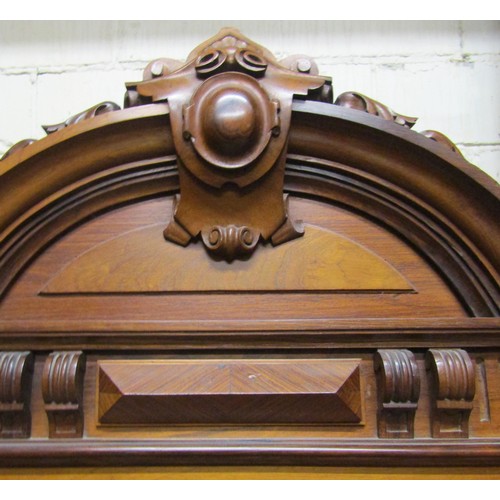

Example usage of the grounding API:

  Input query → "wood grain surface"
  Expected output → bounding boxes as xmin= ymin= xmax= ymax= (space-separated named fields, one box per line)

xmin=0 ymin=29 xmax=498 ymax=470
xmin=1 ymin=466 xmax=500 ymax=479
xmin=97 ymin=359 xmax=362 ymax=425
xmin=42 ymin=224 xmax=412 ymax=294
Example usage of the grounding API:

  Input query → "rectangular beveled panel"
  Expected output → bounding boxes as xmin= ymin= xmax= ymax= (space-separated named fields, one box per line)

xmin=98 ymin=359 xmax=362 ymax=425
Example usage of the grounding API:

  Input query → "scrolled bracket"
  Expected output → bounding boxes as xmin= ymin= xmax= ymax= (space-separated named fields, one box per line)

xmin=374 ymin=349 xmax=420 ymax=439
xmin=201 ymin=225 xmax=259 ymax=262
xmin=42 ymin=351 xmax=86 ymax=438
xmin=426 ymin=348 xmax=475 ymax=438
xmin=0 ymin=351 xmax=34 ymax=439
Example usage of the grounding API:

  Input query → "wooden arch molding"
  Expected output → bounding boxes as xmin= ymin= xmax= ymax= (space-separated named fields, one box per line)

xmin=0 ymin=101 xmax=498 ymax=316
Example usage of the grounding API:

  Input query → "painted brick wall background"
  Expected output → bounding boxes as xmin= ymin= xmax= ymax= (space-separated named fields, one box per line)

xmin=0 ymin=20 xmax=499 ymax=181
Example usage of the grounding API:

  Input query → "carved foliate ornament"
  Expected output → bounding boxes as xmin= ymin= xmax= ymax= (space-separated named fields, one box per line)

xmin=126 ymin=28 xmax=330 ymax=261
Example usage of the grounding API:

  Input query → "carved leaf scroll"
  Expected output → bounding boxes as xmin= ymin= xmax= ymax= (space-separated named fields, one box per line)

xmin=335 ymin=91 xmax=417 ymax=128
xmin=42 ymin=102 xmax=121 ymax=134
xmin=335 ymin=91 xmax=464 ymax=156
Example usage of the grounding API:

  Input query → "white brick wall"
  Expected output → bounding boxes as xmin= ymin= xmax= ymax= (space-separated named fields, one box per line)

xmin=1 ymin=20 xmax=498 ymax=181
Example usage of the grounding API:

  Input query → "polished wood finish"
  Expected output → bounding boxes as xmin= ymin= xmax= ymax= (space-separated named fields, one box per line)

xmin=98 ymin=359 xmax=362 ymax=425
xmin=41 ymin=223 xmax=412 ymax=294
xmin=0 ymin=28 xmax=499 ymax=468
xmin=0 ymin=351 xmax=33 ymax=438
xmin=42 ymin=351 xmax=86 ymax=438
xmin=42 ymin=102 xmax=121 ymax=134
xmin=426 ymin=348 xmax=476 ymax=438
xmin=374 ymin=349 xmax=420 ymax=438
xmin=335 ymin=91 xmax=417 ymax=128
xmin=2 ymin=466 xmax=500 ymax=480
xmin=129 ymin=28 xmax=329 ymax=261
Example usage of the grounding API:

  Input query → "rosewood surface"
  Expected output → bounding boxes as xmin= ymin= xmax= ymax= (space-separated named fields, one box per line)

xmin=0 ymin=28 xmax=499 ymax=469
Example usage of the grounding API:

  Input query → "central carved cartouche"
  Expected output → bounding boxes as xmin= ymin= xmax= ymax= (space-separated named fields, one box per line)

xmin=127 ymin=28 xmax=329 ymax=261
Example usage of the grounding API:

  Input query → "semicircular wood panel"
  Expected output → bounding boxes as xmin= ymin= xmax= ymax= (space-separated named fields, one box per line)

xmin=0 ymin=195 xmax=467 ymax=335
xmin=41 ymin=224 xmax=413 ymax=294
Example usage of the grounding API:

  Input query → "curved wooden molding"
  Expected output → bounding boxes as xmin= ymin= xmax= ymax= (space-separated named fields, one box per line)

xmin=42 ymin=351 xmax=86 ymax=438
xmin=2 ymin=438 xmax=500 ymax=467
xmin=289 ymin=104 xmax=500 ymax=316
xmin=374 ymin=349 xmax=420 ymax=438
xmin=426 ymin=348 xmax=475 ymax=438
xmin=0 ymin=351 xmax=33 ymax=438
xmin=41 ymin=224 xmax=413 ymax=294
xmin=0 ymin=98 xmax=498 ymax=314
xmin=98 ymin=359 xmax=362 ymax=425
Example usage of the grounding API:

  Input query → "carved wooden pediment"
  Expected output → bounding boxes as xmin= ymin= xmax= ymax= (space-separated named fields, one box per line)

xmin=0 ymin=29 xmax=499 ymax=470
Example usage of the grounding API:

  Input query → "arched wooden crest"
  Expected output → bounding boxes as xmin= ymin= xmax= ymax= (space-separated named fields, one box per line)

xmin=0 ymin=28 xmax=499 ymax=468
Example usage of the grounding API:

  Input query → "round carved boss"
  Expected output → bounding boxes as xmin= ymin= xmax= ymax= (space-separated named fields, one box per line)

xmin=183 ymin=72 xmax=278 ymax=171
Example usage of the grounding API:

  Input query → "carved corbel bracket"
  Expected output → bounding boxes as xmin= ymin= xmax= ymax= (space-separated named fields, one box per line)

xmin=42 ymin=351 xmax=86 ymax=438
xmin=426 ymin=349 xmax=475 ymax=438
xmin=126 ymin=28 xmax=330 ymax=261
xmin=0 ymin=351 xmax=34 ymax=438
xmin=374 ymin=349 xmax=420 ymax=439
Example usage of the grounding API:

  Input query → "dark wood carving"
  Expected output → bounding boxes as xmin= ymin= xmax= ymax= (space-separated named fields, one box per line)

xmin=0 ymin=28 xmax=499 ymax=470
xmin=0 ymin=139 xmax=37 ymax=161
xmin=335 ymin=91 xmax=417 ymax=128
xmin=335 ymin=92 xmax=465 ymax=156
xmin=98 ymin=359 xmax=362 ymax=425
xmin=42 ymin=101 xmax=121 ymax=134
xmin=426 ymin=349 xmax=476 ymax=438
xmin=42 ymin=351 xmax=86 ymax=438
xmin=374 ymin=349 xmax=420 ymax=439
xmin=420 ymin=130 xmax=465 ymax=157
xmin=0 ymin=351 xmax=33 ymax=438
xmin=126 ymin=28 xmax=329 ymax=261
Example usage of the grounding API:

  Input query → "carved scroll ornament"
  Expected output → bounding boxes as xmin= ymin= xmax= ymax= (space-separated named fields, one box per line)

xmin=0 ymin=352 xmax=34 ymax=438
xmin=42 ymin=351 xmax=86 ymax=438
xmin=126 ymin=28 xmax=331 ymax=261
xmin=374 ymin=349 xmax=420 ymax=439
xmin=426 ymin=348 xmax=475 ymax=438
